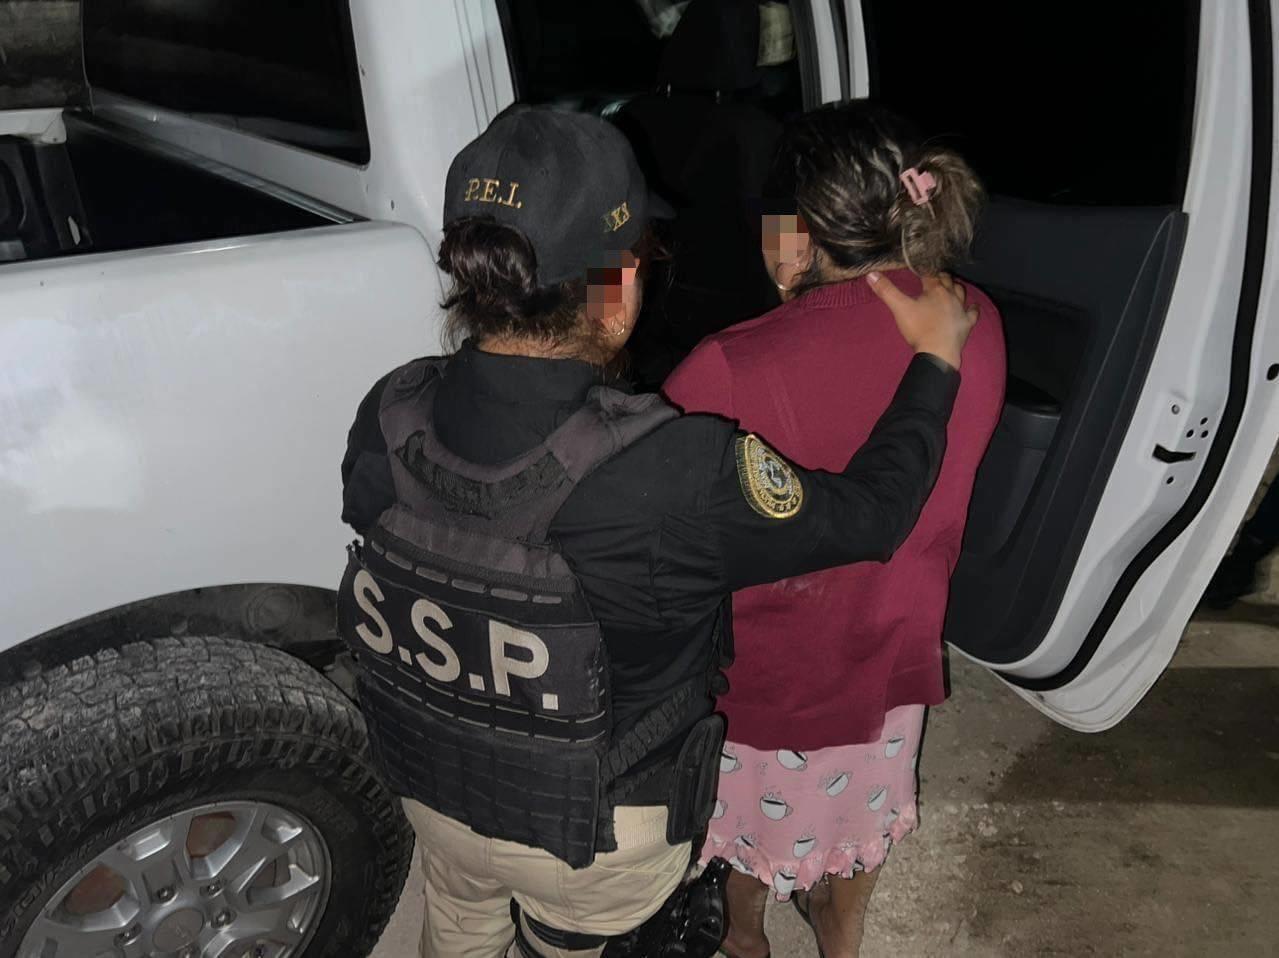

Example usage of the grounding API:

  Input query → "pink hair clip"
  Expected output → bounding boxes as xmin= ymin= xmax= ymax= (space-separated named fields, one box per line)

xmin=900 ymin=167 xmax=937 ymax=205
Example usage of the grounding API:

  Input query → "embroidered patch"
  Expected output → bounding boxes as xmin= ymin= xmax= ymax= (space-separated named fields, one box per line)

xmin=735 ymin=434 xmax=803 ymax=519
xmin=603 ymin=201 xmax=632 ymax=232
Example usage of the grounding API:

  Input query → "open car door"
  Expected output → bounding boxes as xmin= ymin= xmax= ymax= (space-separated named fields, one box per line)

xmin=487 ymin=0 xmax=1277 ymax=731
xmin=845 ymin=0 xmax=1279 ymax=730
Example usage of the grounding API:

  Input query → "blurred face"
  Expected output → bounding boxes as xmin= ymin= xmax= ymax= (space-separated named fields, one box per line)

xmin=586 ymin=249 xmax=644 ymax=359
xmin=761 ymin=213 xmax=813 ymax=301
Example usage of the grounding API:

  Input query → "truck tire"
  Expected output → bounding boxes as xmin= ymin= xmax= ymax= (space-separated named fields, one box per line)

xmin=0 ymin=636 xmax=413 ymax=958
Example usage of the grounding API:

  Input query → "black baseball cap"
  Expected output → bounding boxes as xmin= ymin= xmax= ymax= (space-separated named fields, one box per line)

xmin=443 ymin=105 xmax=672 ymax=286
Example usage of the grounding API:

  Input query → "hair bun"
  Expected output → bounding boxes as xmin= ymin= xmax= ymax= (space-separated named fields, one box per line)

xmin=894 ymin=148 xmax=983 ymax=274
xmin=782 ymin=103 xmax=984 ymax=281
xmin=438 ymin=217 xmax=541 ymax=303
xmin=436 ymin=216 xmax=586 ymax=346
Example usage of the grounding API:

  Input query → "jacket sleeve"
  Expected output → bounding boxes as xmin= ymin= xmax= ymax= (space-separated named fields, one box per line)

xmin=340 ymin=372 xmax=396 ymax=536
xmin=684 ymin=354 xmax=960 ymax=592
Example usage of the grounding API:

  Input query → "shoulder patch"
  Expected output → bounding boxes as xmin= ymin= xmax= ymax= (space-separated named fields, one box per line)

xmin=735 ymin=434 xmax=804 ymax=519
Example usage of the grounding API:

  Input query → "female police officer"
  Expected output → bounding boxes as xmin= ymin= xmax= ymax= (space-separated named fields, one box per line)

xmin=338 ymin=105 xmax=975 ymax=958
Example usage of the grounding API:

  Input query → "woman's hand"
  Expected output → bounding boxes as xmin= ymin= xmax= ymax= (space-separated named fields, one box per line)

xmin=869 ymin=271 xmax=977 ymax=371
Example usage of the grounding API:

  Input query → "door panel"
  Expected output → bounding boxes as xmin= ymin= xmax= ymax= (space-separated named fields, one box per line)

xmin=946 ymin=202 xmax=1187 ymax=664
xmin=846 ymin=0 xmax=1271 ymax=727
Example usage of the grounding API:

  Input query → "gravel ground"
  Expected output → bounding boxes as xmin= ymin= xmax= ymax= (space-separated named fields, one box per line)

xmin=372 ymin=600 xmax=1279 ymax=957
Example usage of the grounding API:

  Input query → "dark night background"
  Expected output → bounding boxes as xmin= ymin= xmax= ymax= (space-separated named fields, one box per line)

xmin=0 ymin=0 xmax=85 ymax=109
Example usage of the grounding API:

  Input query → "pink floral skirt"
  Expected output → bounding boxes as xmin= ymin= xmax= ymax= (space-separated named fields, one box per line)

xmin=699 ymin=705 xmax=925 ymax=900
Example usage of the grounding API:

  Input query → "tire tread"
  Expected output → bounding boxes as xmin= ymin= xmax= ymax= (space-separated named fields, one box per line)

xmin=0 ymin=636 xmax=412 ymax=957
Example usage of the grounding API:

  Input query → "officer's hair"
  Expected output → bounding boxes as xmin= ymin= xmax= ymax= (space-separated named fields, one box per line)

xmin=439 ymin=217 xmax=664 ymax=358
xmin=438 ymin=216 xmax=588 ymax=347
xmin=777 ymin=102 xmax=984 ymax=287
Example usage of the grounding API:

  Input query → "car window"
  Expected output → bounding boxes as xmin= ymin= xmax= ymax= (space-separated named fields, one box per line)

xmin=0 ymin=2 xmax=84 ymax=111
xmin=83 ymin=0 xmax=369 ymax=165
xmin=862 ymin=1 xmax=1199 ymax=206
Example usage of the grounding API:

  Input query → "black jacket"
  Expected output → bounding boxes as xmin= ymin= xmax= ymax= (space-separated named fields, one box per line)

xmin=342 ymin=342 xmax=958 ymax=731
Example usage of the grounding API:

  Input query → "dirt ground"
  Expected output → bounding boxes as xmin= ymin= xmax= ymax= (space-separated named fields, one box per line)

xmin=371 ymin=599 xmax=1279 ymax=957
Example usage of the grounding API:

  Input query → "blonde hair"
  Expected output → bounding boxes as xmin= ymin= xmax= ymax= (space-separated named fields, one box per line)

xmin=780 ymin=103 xmax=984 ymax=284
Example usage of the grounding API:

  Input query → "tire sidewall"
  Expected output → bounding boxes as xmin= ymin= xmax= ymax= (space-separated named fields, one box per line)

xmin=0 ymin=640 xmax=411 ymax=958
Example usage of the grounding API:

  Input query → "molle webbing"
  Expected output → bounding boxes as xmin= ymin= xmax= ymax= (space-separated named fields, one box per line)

xmin=337 ymin=355 xmax=706 ymax=868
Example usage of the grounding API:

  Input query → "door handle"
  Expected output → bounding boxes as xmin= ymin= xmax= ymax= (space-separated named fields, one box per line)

xmin=1152 ymin=444 xmax=1196 ymax=464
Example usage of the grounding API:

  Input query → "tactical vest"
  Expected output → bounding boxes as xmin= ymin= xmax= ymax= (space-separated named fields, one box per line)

xmin=337 ymin=358 xmax=727 ymax=868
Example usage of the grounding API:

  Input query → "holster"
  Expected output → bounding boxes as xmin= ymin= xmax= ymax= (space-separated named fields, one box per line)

xmin=664 ymin=713 xmax=726 ymax=845
xmin=600 ymin=857 xmax=732 ymax=958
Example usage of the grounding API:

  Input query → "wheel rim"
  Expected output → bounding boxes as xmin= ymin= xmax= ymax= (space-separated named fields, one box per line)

xmin=17 ymin=800 xmax=331 ymax=958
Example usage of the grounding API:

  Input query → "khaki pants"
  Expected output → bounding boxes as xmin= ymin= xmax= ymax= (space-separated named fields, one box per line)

xmin=402 ymin=799 xmax=691 ymax=958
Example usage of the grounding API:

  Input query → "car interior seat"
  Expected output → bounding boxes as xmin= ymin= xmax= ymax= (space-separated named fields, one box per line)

xmin=0 ymin=135 xmax=92 ymax=264
xmin=615 ymin=0 xmax=785 ymax=386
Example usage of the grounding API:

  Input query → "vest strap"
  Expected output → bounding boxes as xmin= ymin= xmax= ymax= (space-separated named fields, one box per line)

xmin=377 ymin=358 xmax=677 ymax=543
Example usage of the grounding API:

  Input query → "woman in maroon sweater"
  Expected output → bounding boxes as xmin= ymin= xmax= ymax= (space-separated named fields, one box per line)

xmin=664 ymin=104 xmax=1005 ymax=958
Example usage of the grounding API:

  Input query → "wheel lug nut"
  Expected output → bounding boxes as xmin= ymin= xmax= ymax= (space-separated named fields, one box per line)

xmin=213 ymin=908 xmax=234 ymax=927
xmin=201 ymin=880 xmax=223 ymax=896
xmin=179 ymin=947 xmax=198 ymax=958
xmin=156 ymin=885 xmax=176 ymax=902
xmin=114 ymin=923 xmax=142 ymax=945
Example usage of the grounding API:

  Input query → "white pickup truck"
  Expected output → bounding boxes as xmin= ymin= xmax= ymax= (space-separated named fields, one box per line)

xmin=2 ymin=2 xmax=1276 ymax=957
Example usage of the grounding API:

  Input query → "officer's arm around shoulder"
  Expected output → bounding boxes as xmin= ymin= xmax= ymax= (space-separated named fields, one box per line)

xmin=713 ymin=354 xmax=959 ymax=591
xmin=826 ymin=353 xmax=959 ymax=558
xmin=340 ymin=371 xmax=396 ymax=536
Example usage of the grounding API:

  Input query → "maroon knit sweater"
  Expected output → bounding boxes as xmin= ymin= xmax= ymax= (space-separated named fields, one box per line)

xmin=664 ymin=270 xmax=1005 ymax=749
